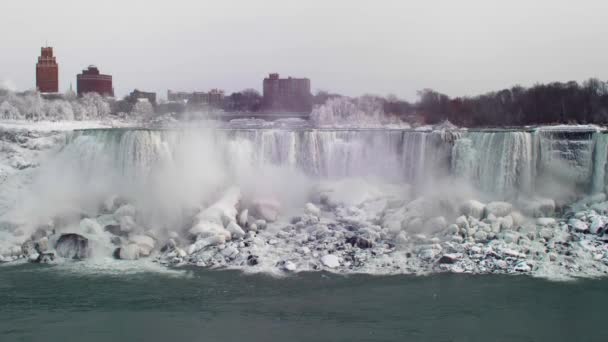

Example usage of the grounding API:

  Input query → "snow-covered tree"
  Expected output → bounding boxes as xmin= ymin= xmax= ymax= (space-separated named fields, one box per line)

xmin=0 ymin=100 xmax=20 ymax=119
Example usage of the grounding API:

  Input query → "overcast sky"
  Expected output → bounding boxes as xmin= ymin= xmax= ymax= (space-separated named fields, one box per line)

xmin=2 ymin=0 xmax=607 ymax=100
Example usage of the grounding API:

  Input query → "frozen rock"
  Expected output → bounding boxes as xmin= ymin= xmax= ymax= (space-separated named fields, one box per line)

xmin=484 ymin=202 xmax=512 ymax=218
xmin=590 ymin=201 xmax=608 ymax=214
xmin=55 ymin=234 xmax=90 ymax=260
xmin=34 ymin=252 xmax=55 ymax=264
xmin=305 ymin=203 xmax=321 ymax=216
xmin=247 ymin=255 xmax=259 ymax=266
xmin=254 ymin=220 xmax=267 ymax=230
xmin=404 ymin=217 xmax=424 ymax=233
xmin=189 ymin=222 xmax=229 ymax=241
xmin=520 ymin=198 xmax=555 ymax=217
xmin=455 ymin=216 xmax=469 ymax=229
xmin=485 ymin=213 xmax=497 ymax=223
xmin=79 ymin=218 xmax=104 ymax=235
xmin=589 ymin=217 xmax=605 ymax=235
xmin=446 ymin=224 xmax=460 ymax=235
xmin=509 ymin=211 xmax=525 ymax=227
xmin=28 ymin=253 xmax=40 ymax=262
xmin=118 ymin=216 xmax=137 ymax=234
xmin=104 ymin=224 xmax=127 ymax=237
xmin=188 ymin=235 xmax=226 ymax=254
xmin=253 ymin=199 xmax=280 ymax=222
xmin=499 ymin=215 xmax=514 ymax=230
xmin=587 ymin=193 xmax=607 ymax=204
xmin=494 ymin=259 xmax=508 ymax=270
xmin=460 ymin=200 xmax=485 ymax=219
xmin=346 ymin=236 xmax=373 ymax=249
xmin=21 ymin=240 xmax=37 ymax=256
xmin=226 ymin=221 xmax=246 ymax=239
xmin=114 ymin=204 xmax=136 ymax=219
xmin=474 ymin=231 xmax=488 ymax=242
xmin=418 ymin=247 xmax=438 ymax=261
xmin=536 ymin=218 xmax=556 ymax=226
xmin=283 ymin=261 xmax=297 ymax=272
xmin=568 ymin=218 xmax=589 ymax=232
xmin=451 ymin=235 xmax=464 ymax=243
xmin=438 ymin=253 xmax=462 ymax=264
xmin=321 ymin=254 xmax=340 ymax=268
xmin=237 ymin=209 xmax=248 ymax=227
xmin=503 ymin=248 xmax=524 ymax=258
xmin=161 ymin=239 xmax=177 ymax=252
xmin=425 ymin=216 xmax=447 ymax=232
xmin=221 ymin=246 xmax=239 ymax=258
xmin=539 ymin=228 xmax=554 ymax=240
xmin=129 ymin=235 xmax=155 ymax=256
xmin=514 ymin=262 xmax=531 ymax=272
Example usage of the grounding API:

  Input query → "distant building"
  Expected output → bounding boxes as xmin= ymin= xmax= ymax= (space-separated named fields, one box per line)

xmin=127 ymin=89 xmax=156 ymax=105
xmin=207 ymin=89 xmax=225 ymax=107
xmin=77 ymin=65 xmax=113 ymax=97
xmin=36 ymin=47 xmax=59 ymax=93
xmin=262 ymin=73 xmax=312 ymax=113
xmin=167 ymin=89 xmax=225 ymax=108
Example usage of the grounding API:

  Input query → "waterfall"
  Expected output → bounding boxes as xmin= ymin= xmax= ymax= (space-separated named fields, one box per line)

xmin=61 ymin=127 xmax=608 ymax=201
xmin=591 ymin=133 xmax=608 ymax=194
xmin=450 ymin=131 xmax=537 ymax=196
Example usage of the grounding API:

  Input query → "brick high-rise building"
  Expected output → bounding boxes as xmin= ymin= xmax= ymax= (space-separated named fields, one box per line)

xmin=262 ymin=73 xmax=312 ymax=113
xmin=36 ymin=47 xmax=59 ymax=93
xmin=77 ymin=65 xmax=114 ymax=97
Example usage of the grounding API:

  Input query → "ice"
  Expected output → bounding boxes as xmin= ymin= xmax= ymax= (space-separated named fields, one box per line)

xmin=3 ymin=121 xmax=608 ymax=280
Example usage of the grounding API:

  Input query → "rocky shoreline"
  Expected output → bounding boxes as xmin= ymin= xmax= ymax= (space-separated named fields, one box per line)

xmin=2 ymin=184 xmax=608 ymax=281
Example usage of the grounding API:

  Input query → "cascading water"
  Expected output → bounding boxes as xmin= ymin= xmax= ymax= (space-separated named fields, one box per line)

xmin=4 ymin=125 xmax=608 ymax=279
xmin=452 ymin=131 xmax=537 ymax=197
xmin=55 ymin=127 xmax=608 ymax=202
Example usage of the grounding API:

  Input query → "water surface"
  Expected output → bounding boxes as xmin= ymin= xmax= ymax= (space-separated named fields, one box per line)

xmin=1 ymin=264 xmax=607 ymax=341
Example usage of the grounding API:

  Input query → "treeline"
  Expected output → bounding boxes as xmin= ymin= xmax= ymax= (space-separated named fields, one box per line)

xmin=383 ymin=78 xmax=608 ymax=126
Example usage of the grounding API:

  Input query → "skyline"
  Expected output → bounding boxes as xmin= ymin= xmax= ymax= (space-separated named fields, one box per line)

xmin=2 ymin=0 xmax=608 ymax=100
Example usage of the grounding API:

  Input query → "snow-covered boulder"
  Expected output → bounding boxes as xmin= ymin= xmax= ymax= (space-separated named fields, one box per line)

xmin=129 ymin=235 xmax=155 ymax=256
xmin=252 ymin=199 xmax=280 ymax=222
xmin=460 ymin=200 xmax=485 ymax=219
xmin=589 ymin=216 xmax=605 ymax=235
xmin=305 ymin=203 xmax=321 ymax=216
xmin=321 ymin=254 xmax=340 ymax=268
xmin=519 ymin=198 xmax=555 ymax=217
xmin=484 ymin=202 xmax=512 ymax=218
xmin=226 ymin=221 xmax=245 ymax=239
xmin=568 ymin=218 xmax=588 ymax=232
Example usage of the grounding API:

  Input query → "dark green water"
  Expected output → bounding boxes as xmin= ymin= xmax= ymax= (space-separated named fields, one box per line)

xmin=1 ymin=263 xmax=607 ymax=342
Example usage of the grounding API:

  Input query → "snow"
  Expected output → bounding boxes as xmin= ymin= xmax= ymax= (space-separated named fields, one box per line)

xmin=321 ymin=254 xmax=340 ymax=268
xmin=3 ymin=121 xmax=608 ymax=281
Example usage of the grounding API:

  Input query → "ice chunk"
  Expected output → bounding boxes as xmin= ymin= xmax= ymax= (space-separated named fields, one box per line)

xmin=321 ymin=254 xmax=340 ymax=268
xmin=460 ymin=200 xmax=485 ymax=219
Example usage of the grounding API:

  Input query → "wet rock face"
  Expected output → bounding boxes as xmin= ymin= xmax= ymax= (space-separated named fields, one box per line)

xmin=247 ymin=255 xmax=259 ymax=266
xmin=55 ymin=234 xmax=90 ymax=260
xmin=34 ymin=252 xmax=55 ymax=264
xmin=346 ymin=236 xmax=373 ymax=249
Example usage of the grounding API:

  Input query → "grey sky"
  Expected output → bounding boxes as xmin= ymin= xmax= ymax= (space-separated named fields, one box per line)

xmin=2 ymin=0 xmax=607 ymax=100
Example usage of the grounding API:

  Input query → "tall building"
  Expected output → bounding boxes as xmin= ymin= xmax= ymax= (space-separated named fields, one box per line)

xmin=36 ymin=47 xmax=59 ymax=93
xmin=77 ymin=65 xmax=113 ymax=97
xmin=262 ymin=73 xmax=312 ymax=113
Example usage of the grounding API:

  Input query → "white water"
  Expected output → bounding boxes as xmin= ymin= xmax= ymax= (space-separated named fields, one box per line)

xmin=3 ymin=124 xmax=608 ymax=278
xmin=8 ymin=127 xmax=607 ymax=225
